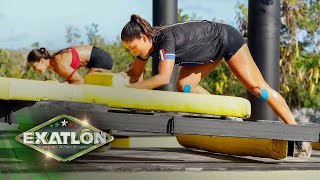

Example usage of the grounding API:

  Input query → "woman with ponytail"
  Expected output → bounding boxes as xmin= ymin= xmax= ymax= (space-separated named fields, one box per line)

xmin=121 ymin=14 xmax=311 ymax=157
xmin=27 ymin=45 xmax=113 ymax=84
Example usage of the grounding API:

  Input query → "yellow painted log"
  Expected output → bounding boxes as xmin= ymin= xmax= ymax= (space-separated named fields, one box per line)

xmin=0 ymin=75 xmax=251 ymax=118
xmin=85 ymin=73 xmax=287 ymax=159
xmin=312 ymin=142 xmax=320 ymax=150
xmin=176 ymin=135 xmax=288 ymax=159
xmin=2 ymin=73 xmax=291 ymax=159
xmin=111 ymin=138 xmax=130 ymax=148
xmin=84 ymin=72 xmax=129 ymax=87
xmin=84 ymin=72 xmax=115 ymax=86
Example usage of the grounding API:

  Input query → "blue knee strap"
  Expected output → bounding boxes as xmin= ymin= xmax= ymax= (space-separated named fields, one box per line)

xmin=260 ymin=89 xmax=268 ymax=101
xmin=183 ymin=84 xmax=191 ymax=93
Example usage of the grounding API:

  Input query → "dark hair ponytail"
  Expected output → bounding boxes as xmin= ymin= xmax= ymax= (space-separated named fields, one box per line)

xmin=27 ymin=47 xmax=69 ymax=62
xmin=121 ymin=14 xmax=169 ymax=42
xmin=27 ymin=47 xmax=51 ymax=62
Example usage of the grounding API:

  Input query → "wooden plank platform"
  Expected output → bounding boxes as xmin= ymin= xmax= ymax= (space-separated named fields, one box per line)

xmin=1 ymin=147 xmax=320 ymax=171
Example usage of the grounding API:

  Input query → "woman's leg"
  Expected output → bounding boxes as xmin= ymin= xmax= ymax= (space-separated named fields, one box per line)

xmin=176 ymin=59 xmax=223 ymax=94
xmin=226 ymin=44 xmax=296 ymax=125
xmin=177 ymin=46 xmax=310 ymax=157
xmin=228 ymin=44 xmax=312 ymax=158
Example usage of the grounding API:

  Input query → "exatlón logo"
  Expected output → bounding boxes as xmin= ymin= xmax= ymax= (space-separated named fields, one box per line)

xmin=15 ymin=115 xmax=114 ymax=161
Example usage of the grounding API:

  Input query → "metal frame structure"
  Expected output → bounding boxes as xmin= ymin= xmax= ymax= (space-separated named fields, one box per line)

xmin=1 ymin=100 xmax=319 ymax=142
xmin=248 ymin=0 xmax=281 ymax=120
xmin=152 ymin=0 xmax=178 ymax=91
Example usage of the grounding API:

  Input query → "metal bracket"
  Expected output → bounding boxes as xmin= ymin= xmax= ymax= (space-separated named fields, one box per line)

xmin=4 ymin=110 xmax=12 ymax=125
xmin=166 ymin=117 xmax=175 ymax=135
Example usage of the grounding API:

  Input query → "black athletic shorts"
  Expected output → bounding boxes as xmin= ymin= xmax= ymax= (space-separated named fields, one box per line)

xmin=87 ymin=46 xmax=113 ymax=70
xmin=222 ymin=24 xmax=245 ymax=61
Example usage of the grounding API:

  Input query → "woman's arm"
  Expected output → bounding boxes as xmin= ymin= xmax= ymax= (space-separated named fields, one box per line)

xmin=127 ymin=58 xmax=148 ymax=83
xmin=54 ymin=61 xmax=84 ymax=84
xmin=128 ymin=59 xmax=175 ymax=89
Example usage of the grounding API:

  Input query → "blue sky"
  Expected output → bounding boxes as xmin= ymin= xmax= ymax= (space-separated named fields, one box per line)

xmin=0 ymin=0 xmax=246 ymax=50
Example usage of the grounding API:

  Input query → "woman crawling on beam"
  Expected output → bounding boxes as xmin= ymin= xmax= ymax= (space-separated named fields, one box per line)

xmin=121 ymin=14 xmax=312 ymax=158
xmin=27 ymin=45 xmax=113 ymax=84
